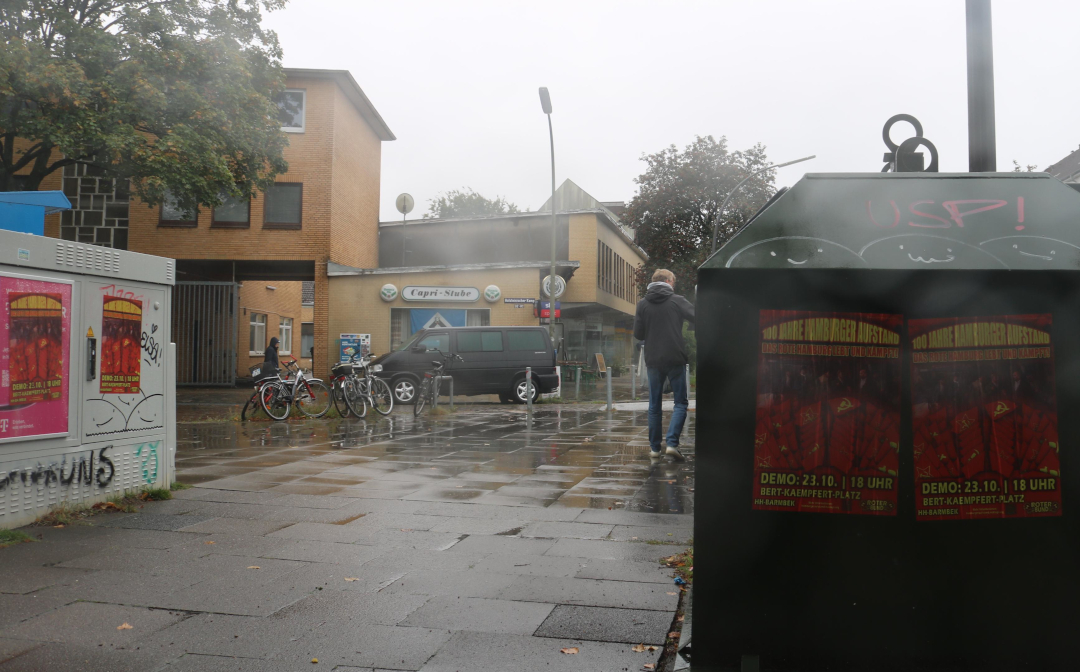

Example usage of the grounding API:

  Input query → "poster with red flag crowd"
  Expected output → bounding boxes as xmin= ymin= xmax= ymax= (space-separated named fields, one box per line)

xmin=753 ymin=310 xmax=902 ymax=515
xmin=1 ymin=275 xmax=72 ymax=441
xmin=909 ymin=314 xmax=1061 ymax=520
xmin=99 ymin=296 xmax=143 ymax=394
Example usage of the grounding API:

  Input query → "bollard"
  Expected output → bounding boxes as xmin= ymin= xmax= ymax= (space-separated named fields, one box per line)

xmin=631 ymin=363 xmax=636 ymax=401
xmin=526 ymin=367 xmax=533 ymax=413
xmin=575 ymin=366 xmax=581 ymax=399
xmin=606 ymin=368 xmax=613 ymax=412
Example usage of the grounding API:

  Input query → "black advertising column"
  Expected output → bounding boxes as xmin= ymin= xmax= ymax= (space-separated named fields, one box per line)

xmin=694 ymin=171 xmax=1080 ymax=671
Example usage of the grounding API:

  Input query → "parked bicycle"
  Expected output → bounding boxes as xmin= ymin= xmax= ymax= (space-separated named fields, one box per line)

xmin=260 ymin=358 xmax=332 ymax=420
xmin=330 ymin=351 xmax=364 ymax=418
xmin=241 ymin=360 xmax=292 ymax=421
xmin=344 ymin=353 xmax=394 ymax=417
xmin=414 ymin=349 xmax=463 ymax=416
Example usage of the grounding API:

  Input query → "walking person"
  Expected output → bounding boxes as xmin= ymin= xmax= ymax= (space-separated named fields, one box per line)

xmin=634 ymin=269 xmax=695 ymax=461
xmin=264 ymin=336 xmax=280 ymax=375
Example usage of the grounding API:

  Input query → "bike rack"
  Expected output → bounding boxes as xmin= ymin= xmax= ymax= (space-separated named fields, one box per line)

xmin=432 ymin=375 xmax=454 ymax=411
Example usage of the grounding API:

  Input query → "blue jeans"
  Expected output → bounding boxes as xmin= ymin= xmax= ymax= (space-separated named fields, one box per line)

xmin=647 ymin=365 xmax=688 ymax=452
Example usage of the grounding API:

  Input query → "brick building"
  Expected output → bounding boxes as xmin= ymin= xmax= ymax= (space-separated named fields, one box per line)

xmin=328 ymin=180 xmax=647 ymax=372
xmin=28 ymin=68 xmax=394 ymax=383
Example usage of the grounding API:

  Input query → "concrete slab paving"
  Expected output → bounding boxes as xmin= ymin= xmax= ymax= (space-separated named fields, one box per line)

xmin=5 ymin=601 xmax=185 ymax=647
xmin=535 ymin=604 xmax=673 ymax=645
xmin=416 ymin=630 xmax=661 ymax=672
xmin=1 ymin=405 xmax=693 ymax=671
xmin=497 ymin=575 xmax=681 ymax=611
xmin=401 ymin=596 xmax=554 ymax=635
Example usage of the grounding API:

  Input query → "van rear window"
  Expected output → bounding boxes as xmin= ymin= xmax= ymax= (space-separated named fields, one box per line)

xmin=508 ymin=330 xmax=547 ymax=351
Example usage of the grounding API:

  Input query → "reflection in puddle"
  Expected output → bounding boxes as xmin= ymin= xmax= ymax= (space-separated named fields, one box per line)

xmin=177 ymin=407 xmax=694 ymax=514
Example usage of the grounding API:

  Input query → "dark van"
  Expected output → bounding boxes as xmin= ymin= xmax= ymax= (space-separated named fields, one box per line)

xmin=371 ymin=326 xmax=559 ymax=405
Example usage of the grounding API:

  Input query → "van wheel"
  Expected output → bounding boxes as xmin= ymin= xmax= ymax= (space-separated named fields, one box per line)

xmin=511 ymin=377 xmax=541 ymax=404
xmin=392 ymin=377 xmax=418 ymax=405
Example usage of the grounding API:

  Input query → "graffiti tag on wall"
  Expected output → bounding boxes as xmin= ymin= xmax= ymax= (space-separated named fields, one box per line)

xmin=0 ymin=445 xmax=115 ymax=491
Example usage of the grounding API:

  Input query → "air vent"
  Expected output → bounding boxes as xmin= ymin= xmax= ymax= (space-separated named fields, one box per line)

xmin=54 ymin=242 xmax=121 ymax=274
xmin=166 ymin=260 xmax=175 ymax=282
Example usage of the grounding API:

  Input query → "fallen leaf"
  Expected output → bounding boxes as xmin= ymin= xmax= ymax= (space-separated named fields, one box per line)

xmin=631 ymin=644 xmax=659 ymax=653
xmin=400 ymin=528 xmax=413 ymax=532
xmin=560 ymin=647 xmax=579 ymax=655
xmin=53 ymin=524 xmax=65 ymax=529
xmin=644 ymin=665 xmax=656 ymax=670
xmin=311 ymin=658 xmax=318 ymax=664
xmin=667 ymin=592 xmax=677 ymax=596
xmin=247 ymin=566 xmax=260 ymax=570
xmin=117 ymin=623 xmax=133 ymax=630
xmin=677 ymin=615 xmax=685 ymax=622
xmin=344 ymin=578 xmax=360 ymax=582
xmin=669 ymin=631 xmax=680 ymax=638
xmin=204 ymin=541 xmax=215 ymax=545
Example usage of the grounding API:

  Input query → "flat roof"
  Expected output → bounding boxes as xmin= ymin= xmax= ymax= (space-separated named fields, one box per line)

xmin=379 ymin=209 xmax=647 ymax=260
xmin=284 ymin=68 xmax=395 ymax=141
xmin=328 ymin=259 xmax=580 ymax=277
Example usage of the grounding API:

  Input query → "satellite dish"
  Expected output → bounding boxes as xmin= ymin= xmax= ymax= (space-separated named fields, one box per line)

xmin=396 ymin=193 xmax=415 ymax=215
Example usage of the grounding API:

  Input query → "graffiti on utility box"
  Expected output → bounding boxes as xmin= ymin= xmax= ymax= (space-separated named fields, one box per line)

xmin=0 ymin=445 xmax=115 ymax=491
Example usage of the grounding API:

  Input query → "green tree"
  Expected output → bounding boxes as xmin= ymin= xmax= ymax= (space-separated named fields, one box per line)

xmin=426 ymin=187 xmax=520 ymax=219
xmin=0 ymin=0 xmax=289 ymax=211
xmin=624 ymin=135 xmax=775 ymax=297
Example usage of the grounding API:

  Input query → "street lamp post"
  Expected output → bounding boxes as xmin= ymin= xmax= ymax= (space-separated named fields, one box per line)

xmin=709 ymin=155 xmax=816 ymax=254
xmin=539 ymin=87 xmax=557 ymax=344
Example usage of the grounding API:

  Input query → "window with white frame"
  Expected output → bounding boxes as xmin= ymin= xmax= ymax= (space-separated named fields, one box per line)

xmin=279 ymin=317 xmax=293 ymax=354
xmin=277 ymin=90 xmax=305 ymax=132
xmin=249 ymin=313 xmax=266 ymax=354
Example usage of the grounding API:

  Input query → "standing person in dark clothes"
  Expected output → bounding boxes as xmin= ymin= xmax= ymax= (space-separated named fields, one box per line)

xmin=265 ymin=336 xmax=280 ymax=374
xmin=633 ymin=269 xmax=695 ymax=461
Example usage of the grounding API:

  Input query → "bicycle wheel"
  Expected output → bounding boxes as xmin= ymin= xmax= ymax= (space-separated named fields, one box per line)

xmin=414 ymin=377 xmax=431 ymax=416
xmin=370 ymin=377 xmax=394 ymax=415
xmin=343 ymin=378 xmax=367 ymax=418
xmin=332 ymin=378 xmax=352 ymax=418
xmin=296 ymin=379 xmax=332 ymax=418
xmin=241 ymin=389 xmax=260 ymax=421
xmin=261 ymin=382 xmax=291 ymax=421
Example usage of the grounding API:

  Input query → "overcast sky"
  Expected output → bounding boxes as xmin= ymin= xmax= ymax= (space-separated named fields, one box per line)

xmin=262 ymin=1 xmax=1080 ymax=222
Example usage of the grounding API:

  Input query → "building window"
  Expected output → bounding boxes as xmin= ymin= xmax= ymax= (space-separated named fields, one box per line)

xmin=212 ymin=194 xmax=250 ymax=228
xmin=279 ymin=317 xmax=293 ymax=354
xmin=300 ymin=322 xmax=315 ymax=359
xmin=249 ymin=313 xmax=266 ymax=355
xmin=159 ymin=189 xmax=198 ymax=227
xmin=277 ymin=90 xmax=306 ymax=132
xmin=466 ymin=309 xmax=490 ymax=327
xmin=390 ymin=308 xmax=409 ymax=351
xmin=263 ymin=183 xmax=303 ymax=229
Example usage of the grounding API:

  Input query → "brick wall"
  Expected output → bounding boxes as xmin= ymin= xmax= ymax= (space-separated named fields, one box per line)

xmin=237 ymin=280 xmax=303 ymax=376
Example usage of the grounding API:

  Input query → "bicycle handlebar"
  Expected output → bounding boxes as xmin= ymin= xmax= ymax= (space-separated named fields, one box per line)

xmin=430 ymin=348 xmax=464 ymax=363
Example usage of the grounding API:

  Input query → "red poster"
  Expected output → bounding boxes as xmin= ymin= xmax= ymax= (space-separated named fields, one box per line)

xmin=1 ymin=276 xmax=71 ymax=440
xmin=753 ymin=310 xmax=903 ymax=515
xmin=909 ymin=315 xmax=1061 ymax=520
xmin=100 ymin=296 xmax=142 ymax=394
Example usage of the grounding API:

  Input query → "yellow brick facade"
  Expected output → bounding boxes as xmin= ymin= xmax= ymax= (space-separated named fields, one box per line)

xmin=237 ymin=281 xmax=303 ymax=375
xmin=329 ymin=267 xmax=543 ymax=357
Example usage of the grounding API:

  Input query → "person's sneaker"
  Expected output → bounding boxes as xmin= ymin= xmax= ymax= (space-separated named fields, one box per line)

xmin=665 ymin=445 xmax=686 ymax=461
xmin=649 ymin=449 xmax=663 ymax=461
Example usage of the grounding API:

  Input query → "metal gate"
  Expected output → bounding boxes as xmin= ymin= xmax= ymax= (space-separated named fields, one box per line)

xmin=172 ymin=282 xmax=238 ymax=386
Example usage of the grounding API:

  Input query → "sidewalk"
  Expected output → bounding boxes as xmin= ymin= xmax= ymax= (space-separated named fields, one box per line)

xmin=0 ymin=406 xmax=693 ymax=671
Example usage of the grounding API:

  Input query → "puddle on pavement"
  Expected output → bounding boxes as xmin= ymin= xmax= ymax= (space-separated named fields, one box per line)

xmin=177 ymin=407 xmax=694 ymax=514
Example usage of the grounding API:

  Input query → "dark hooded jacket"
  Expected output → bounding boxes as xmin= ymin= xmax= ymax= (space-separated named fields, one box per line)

xmin=633 ymin=282 xmax=695 ymax=371
xmin=265 ymin=337 xmax=280 ymax=369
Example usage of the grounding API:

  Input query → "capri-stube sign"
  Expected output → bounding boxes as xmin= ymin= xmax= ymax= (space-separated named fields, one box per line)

xmin=401 ymin=286 xmax=479 ymax=302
